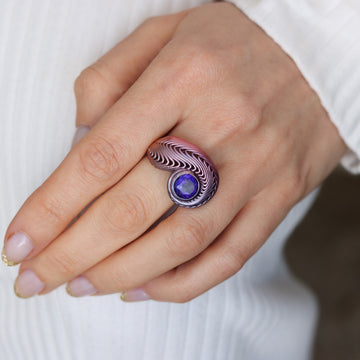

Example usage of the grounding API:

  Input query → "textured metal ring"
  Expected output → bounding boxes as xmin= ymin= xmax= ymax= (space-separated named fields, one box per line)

xmin=147 ymin=136 xmax=219 ymax=208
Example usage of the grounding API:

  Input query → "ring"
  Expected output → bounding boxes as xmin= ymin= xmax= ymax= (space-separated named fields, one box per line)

xmin=147 ymin=136 xmax=219 ymax=208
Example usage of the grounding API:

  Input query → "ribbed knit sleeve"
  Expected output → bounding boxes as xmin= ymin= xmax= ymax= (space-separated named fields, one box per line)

xmin=228 ymin=0 xmax=360 ymax=173
xmin=0 ymin=1 xmax=323 ymax=359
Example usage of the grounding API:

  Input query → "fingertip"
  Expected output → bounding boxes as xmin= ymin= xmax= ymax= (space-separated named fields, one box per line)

xmin=120 ymin=288 xmax=151 ymax=302
xmin=1 ymin=248 xmax=18 ymax=266
xmin=66 ymin=275 xmax=98 ymax=297
xmin=2 ymin=232 xmax=33 ymax=266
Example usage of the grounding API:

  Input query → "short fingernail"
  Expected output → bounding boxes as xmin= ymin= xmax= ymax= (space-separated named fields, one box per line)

xmin=120 ymin=288 xmax=151 ymax=302
xmin=14 ymin=269 xmax=45 ymax=298
xmin=2 ymin=232 xmax=33 ymax=266
xmin=71 ymin=125 xmax=90 ymax=148
xmin=66 ymin=275 xmax=97 ymax=297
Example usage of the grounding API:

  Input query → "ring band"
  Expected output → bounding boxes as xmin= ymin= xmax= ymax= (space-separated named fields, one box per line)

xmin=147 ymin=136 xmax=219 ymax=208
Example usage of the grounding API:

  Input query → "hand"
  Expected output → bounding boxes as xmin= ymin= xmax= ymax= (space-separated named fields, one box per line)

xmin=3 ymin=3 xmax=346 ymax=302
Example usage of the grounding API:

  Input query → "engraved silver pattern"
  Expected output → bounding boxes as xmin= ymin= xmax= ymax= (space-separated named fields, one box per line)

xmin=147 ymin=136 xmax=219 ymax=208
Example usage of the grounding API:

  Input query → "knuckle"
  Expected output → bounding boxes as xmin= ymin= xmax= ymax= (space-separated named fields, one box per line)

xmin=287 ymin=167 xmax=307 ymax=202
xmin=74 ymin=65 xmax=107 ymax=98
xmin=108 ymin=263 xmax=134 ymax=291
xmin=102 ymin=191 xmax=148 ymax=235
xmin=37 ymin=193 xmax=66 ymax=226
xmin=166 ymin=218 xmax=208 ymax=258
xmin=275 ymin=167 xmax=307 ymax=209
xmin=156 ymin=280 xmax=195 ymax=304
xmin=235 ymin=100 xmax=262 ymax=133
xmin=216 ymin=247 xmax=246 ymax=278
xmin=141 ymin=16 xmax=162 ymax=28
xmin=172 ymin=290 xmax=194 ymax=304
xmin=43 ymin=250 xmax=78 ymax=278
xmin=170 ymin=277 xmax=199 ymax=303
xmin=256 ymin=125 xmax=290 ymax=172
xmin=163 ymin=41 xmax=221 ymax=93
xmin=184 ymin=42 xmax=221 ymax=74
xmin=78 ymin=135 xmax=125 ymax=182
xmin=211 ymin=97 xmax=262 ymax=139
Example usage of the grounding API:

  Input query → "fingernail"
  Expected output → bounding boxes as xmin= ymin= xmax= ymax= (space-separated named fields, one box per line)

xmin=120 ymin=288 xmax=151 ymax=302
xmin=2 ymin=248 xmax=17 ymax=266
xmin=71 ymin=125 xmax=90 ymax=148
xmin=14 ymin=269 xmax=45 ymax=298
xmin=2 ymin=232 xmax=33 ymax=266
xmin=66 ymin=275 xmax=97 ymax=297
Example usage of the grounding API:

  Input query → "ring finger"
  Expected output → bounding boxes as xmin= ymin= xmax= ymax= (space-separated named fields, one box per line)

xmin=66 ymin=162 xmax=237 ymax=297
xmin=14 ymin=158 xmax=173 ymax=297
xmin=64 ymin=134 xmax=265 ymax=297
xmin=14 ymin=124 xmax=267 ymax=298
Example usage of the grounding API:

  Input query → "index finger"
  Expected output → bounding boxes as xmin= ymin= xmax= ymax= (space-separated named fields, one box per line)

xmin=3 ymin=48 xmax=182 ymax=265
xmin=75 ymin=11 xmax=188 ymax=128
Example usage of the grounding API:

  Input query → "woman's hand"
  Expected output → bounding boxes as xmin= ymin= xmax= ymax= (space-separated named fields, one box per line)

xmin=2 ymin=3 xmax=346 ymax=301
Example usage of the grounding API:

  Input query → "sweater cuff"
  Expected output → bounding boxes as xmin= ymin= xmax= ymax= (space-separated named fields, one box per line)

xmin=227 ymin=0 xmax=360 ymax=173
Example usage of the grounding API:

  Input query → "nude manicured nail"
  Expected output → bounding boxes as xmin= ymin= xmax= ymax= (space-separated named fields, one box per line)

xmin=71 ymin=125 xmax=90 ymax=148
xmin=66 ymin=276 xmax=97 ymax=297
xmin=120 ymin=288 xmax=151 ymax=302
xmin=14 ymin=270 xmax=45 ymax=298
xmin=2 ymin=232 xmax=33 ymax=266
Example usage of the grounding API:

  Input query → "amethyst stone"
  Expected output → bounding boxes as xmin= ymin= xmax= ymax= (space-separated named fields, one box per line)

xmin=173 ymin=174 xmax=199 ymax=200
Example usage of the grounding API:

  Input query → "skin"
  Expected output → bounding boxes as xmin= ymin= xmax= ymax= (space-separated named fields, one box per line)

xmin=4 ymin=3 xmax=347 ymax=302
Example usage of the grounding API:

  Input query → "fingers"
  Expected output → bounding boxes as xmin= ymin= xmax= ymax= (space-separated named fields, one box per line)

xmin=66 ymin=178 xmax=293 ymax=302
xmin=11 ymin=109 xmax=288 ymax=297
xmin=133 ymin=182 xmax=294 ymax=303
xmin=64 ymin=159 xmax=258 ymax=297
xmin=14 ymin=158 xmax=172 ymax=297
xmin=71 ymin=12 xmax=189 ymax=148
xmin=14 ymin=127 xmax=266 ymax=297
xmin=3 ymin=30 xmax=188 ymax=265
xmin=74 ymin=11 xmax=188 ymax=128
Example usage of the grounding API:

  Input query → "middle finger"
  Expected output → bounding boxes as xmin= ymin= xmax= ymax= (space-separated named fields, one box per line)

xmin=15 ymin=158 xmax=173 ymax=297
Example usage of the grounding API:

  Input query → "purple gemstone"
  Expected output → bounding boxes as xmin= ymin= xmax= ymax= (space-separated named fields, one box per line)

xmin=174 ymin=174 xmax=199 ymax=200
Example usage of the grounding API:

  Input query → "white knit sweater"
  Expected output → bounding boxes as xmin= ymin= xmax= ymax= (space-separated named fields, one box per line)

xmin=0 ymin=1 xmax=359 ymax=360
xmin=229 ymin=0 xmax=360 ymax=173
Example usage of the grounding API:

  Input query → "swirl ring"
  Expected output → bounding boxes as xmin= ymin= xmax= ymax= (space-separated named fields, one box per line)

xmin=147 ymin=136 xmax=219 ymax=208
